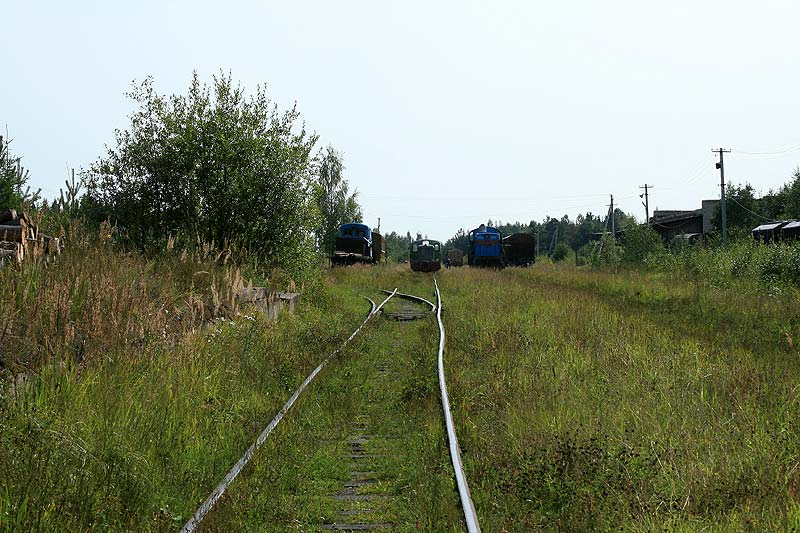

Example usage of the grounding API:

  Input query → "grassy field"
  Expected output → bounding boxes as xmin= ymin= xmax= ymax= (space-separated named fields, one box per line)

xmin=2 ymin=251 xmax=800 ymax=531
xmin=439 ymin=264 xmax=800 ymax=531
xmin=0 ymin=242 xmax=369 ymax=531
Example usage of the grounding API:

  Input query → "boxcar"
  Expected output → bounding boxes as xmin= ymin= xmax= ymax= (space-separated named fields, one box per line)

xmin=410 ymin=239 xmax=442 ymax=272
xmin=371 ymin=231 xmax=386 ymax=263
xmin=447 ymin=248 xmax=464 ymax=267
xmin=468 ymin=225 xmax=504 ymax=267
xmin=502 ymin=232 xmax=536 ymax=266
xmin=330 ymin=223 xmax=383 ymax=266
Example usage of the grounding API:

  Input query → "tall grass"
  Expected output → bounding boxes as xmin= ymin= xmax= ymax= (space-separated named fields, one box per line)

xmin=439 ymin=264 xmax=800 ymax=530
xmin=0 ymin=232 xmax=253 ymax=372
xmin=0 ymin=235 xmax=357 ymax=531
xmin=5 ymin=247 xmax=800 ymax=530
xmin=620 ymin=237 xmax=800 ymax=292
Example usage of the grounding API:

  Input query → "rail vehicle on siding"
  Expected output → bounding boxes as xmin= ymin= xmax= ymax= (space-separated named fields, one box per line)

xmin=447 ymin=248 xmax=464 ymax=267
xmin=409 ymin=239 xmax=442 ymax=272
xmin=502 ymin=232 xmax=536 ymax=266
xmin=330 ymin=222 xmax=386 ymax=266
xmin=467 ymin=225 xmax=504 ymax=267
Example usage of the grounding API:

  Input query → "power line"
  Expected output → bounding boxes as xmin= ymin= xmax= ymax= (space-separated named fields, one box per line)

xmin=682 ymin=155 xmax=715 ymax=185
xmin=726 ymin=196 xmax=778 ymax=222
xmin=732 ymin=143 xmax=800 ymax=155
xmin=728 ymin=151 xmax=800 ymax=162
xmin=381 ymin=197 xmax=616 ymax=220
xmin=359 ymin=191 xmax=610 ymax=201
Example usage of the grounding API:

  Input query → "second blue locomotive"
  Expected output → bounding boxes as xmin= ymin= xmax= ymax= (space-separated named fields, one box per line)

xmin=467 ymin=225 xmax=504 ymax=267
xmin=330 ymin=222 xmax=385 ymax=266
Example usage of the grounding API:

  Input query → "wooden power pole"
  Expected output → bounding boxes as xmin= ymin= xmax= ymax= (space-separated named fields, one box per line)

xmin=713 ymin=148 xmax=731 ymax=245
xmin=639 ymin=184 xmax=653 ymax=224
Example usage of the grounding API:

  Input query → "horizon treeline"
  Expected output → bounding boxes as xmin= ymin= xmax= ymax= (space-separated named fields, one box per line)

xmin=439 ymin=167 xmax=800 ymax=257
xmin=4 ymin=71 xmax=800 ymax=271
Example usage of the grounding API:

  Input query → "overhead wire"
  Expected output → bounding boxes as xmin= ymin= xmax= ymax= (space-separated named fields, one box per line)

xmin=359 ymin=191 xmax=610 ymax=202
xmin=726 ymin=195 xmax=778 ymax=222
xmin=732 ymin=143 xmax=800 ymax=156
xmin=369 ymin=144 xmax=798 ymax=232
xmin=729 ymin=151 xmax=800 ymax=162
xmin=684 ymin=155 xmax=717 ymax=185
xmin=382 ymin=199 xmax=612 ymax=222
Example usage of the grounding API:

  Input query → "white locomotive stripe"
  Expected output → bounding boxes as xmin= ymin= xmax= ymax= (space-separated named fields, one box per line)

xmin=180 ymin=289 xmax=398 ymax=533
xmin=434 ymin=278 xmax=481 ymax=533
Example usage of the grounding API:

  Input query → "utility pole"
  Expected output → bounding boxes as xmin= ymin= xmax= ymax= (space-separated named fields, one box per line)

xmin=639 ymin=184 xmax=652 ymax=224
xmin=610 ymin=194 xmax=615 ymax=236
xmin=713 ymin=148 xmax=731 ymax=245
xmin=536 ymin=228 xmax=540 ymax=257
xmin=598 ymin=202 xmax=612 ymax=258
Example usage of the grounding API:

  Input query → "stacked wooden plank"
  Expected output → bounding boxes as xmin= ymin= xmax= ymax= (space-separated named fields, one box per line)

xmin=238 ymin=287 xmax=301 ymax=321
xmin=0 ymin=209 xmax=61 ymax=265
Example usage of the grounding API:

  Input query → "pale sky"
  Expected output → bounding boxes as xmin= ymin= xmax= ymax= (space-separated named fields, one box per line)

xmin=3 ymin=0 xmax=799 ymax=241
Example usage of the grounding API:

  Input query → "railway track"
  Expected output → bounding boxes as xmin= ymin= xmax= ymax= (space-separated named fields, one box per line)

xmin=182 ymin=279 xmax=480 ymax=532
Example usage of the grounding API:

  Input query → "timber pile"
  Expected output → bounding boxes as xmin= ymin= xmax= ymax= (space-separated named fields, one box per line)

xmin=238 ymin=287 xmax=301 ymax=321
xmin=0 ymin=209 xmax=61 ymax=266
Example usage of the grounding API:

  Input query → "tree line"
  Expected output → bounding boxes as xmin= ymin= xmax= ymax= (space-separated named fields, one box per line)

xmin=2 ymin=72 xmax=363 ymax=278
xmin=442 ymin=209 xmax=638 ymax=259
xmin=712 ymin=170 xmax=800 ymax=235
xmin=440 ymin=167 xmax=800 ymax=260
xmin=5 ymin=71 xmax=799 ymax=273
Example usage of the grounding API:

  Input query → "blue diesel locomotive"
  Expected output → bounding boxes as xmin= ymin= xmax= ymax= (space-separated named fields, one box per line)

xmin=330 ymin=222 xmax=385 ymax=266
xmin=468 ymin=225 xmax=504 ymax=267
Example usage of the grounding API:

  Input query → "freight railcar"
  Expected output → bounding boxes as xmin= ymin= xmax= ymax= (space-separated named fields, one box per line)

xmin=468 ymin=225 xmax=504 ymax=267
xmin=502 ymin=233 xmax=536 ymax=266
xmin=330 ymin=223 xmax=385 ymax=266
xmin=410 ymin=239 xmax=442 ymax=272
xmin=447 ymin=248 xmax=464 ymax=267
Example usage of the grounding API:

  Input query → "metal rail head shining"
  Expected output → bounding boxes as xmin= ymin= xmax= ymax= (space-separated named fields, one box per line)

xmin=179 ymin=289 xmax=397 ymax=533
xmin=434 ymin=277 xmax=481 ymax=533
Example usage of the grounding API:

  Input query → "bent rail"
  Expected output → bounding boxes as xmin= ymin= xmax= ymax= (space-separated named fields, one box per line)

xmin=434 ymin=277 xmax=481 ymax=533
xmin=365 ymin=297 xmax=377 ymax=317
xmin=180 ymin=289 xmax=398 ymax=532
xmin=380 ymin=289 xmax=436 ymax=312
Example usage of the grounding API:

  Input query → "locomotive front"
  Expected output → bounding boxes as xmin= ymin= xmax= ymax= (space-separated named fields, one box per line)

xmin=468 ymin=225 xmax=504 ymax=267
xmin=410 ymin=239 xmax=442 ymax=272
xmin=330 ymin=223 xmax=375 ymax=266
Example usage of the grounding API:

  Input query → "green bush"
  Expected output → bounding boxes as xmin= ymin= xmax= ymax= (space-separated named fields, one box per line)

xmin=552 ymin=242 xmax=572 ymax=262
xmin=621 ymin=224 xmax=662 ymax=264
xmin=84 ymin=72 xmax=320 ymax=279
xmin=635 ymin=236 xmax=800 ymax=290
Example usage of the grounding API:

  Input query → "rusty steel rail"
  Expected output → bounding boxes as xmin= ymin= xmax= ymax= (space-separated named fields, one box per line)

xmin=434 ymin=277 xmax=481 ymax=532
xmin=180 ymin=289 xmax=398 ymax=533
xmin=380 ymin=289 xmax=436 ymax=311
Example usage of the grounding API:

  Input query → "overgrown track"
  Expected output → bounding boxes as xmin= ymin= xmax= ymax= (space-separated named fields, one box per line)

xmin=183 ymin=280 xmax=481 ymax=531
xmin=181 ymin=290 xmax=398 ymax=533
xmin=434 ymin=278 xmax=481 ymax=533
